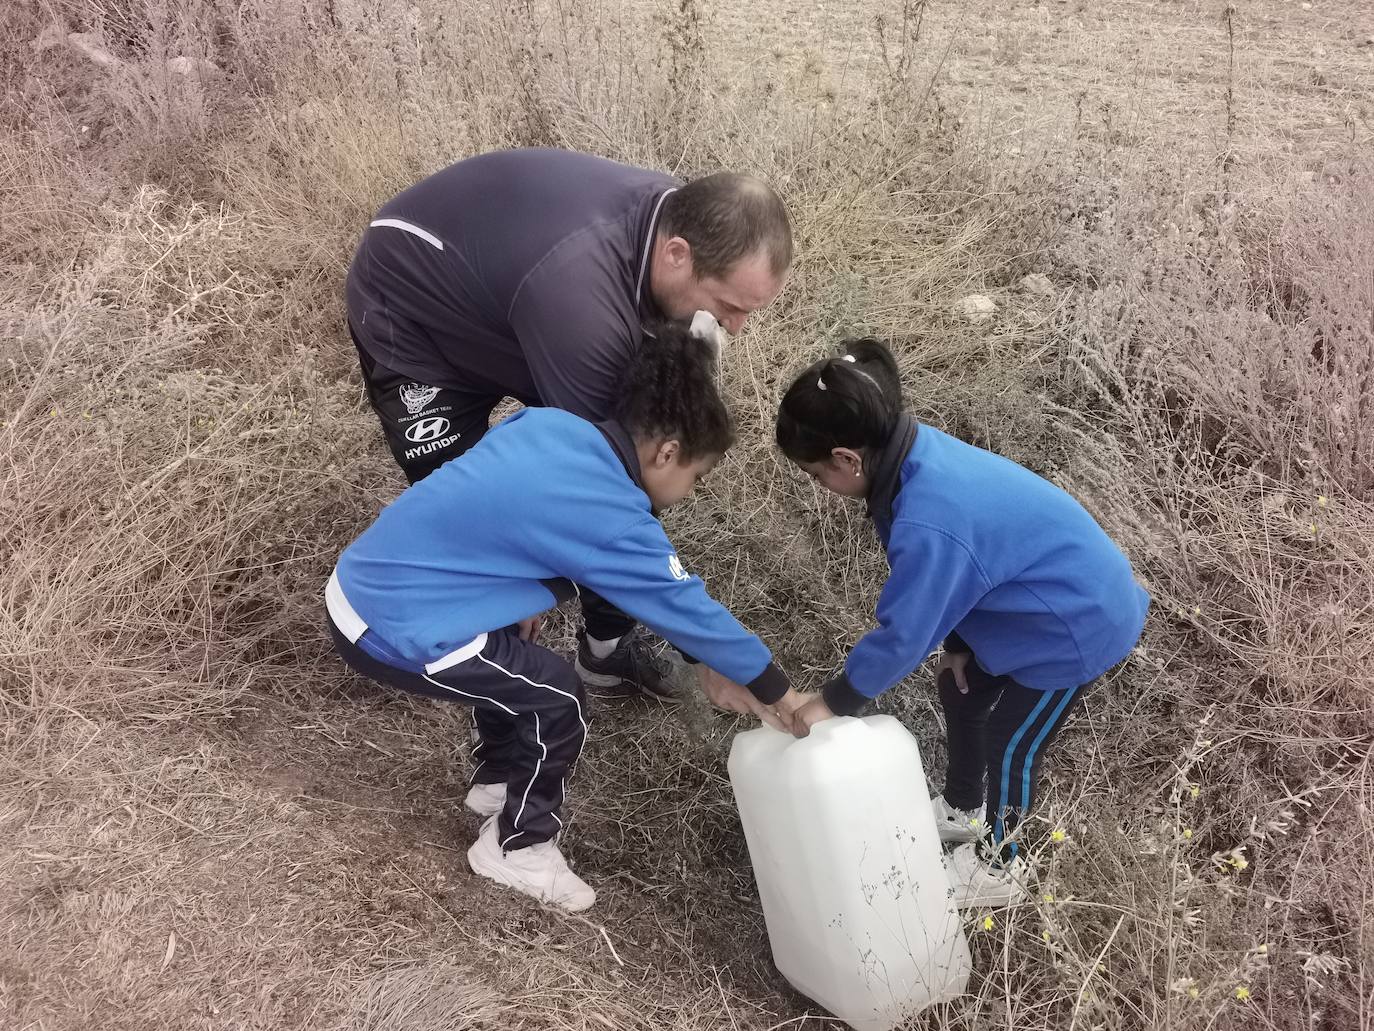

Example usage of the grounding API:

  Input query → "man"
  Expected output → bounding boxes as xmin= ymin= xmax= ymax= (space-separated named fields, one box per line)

xmin=345 ymin=148 xmax=793 ymax=701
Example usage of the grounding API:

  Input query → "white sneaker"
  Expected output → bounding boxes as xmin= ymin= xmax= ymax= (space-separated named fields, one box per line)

xmin=931 ymin=794 xmax=985 ymax=845
xmin=945 ymin=842 xmax=1029 ymax=909
xmin=466 ymin=816 xmax=597 ymax=912
xmin=464 ymin=782 xmax=507 ymax=817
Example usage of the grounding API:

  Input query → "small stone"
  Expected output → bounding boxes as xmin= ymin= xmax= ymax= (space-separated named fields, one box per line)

xmin=1299 ymin=1 xmax=1310 ymax=8
xmin=1020 ymin=273 xmax=1056 ymax=297
xmin=954 ymin=294 xmax=997 ymax=323
xmin=166 ymin=55 xmax=221 ymax=77
xmin=67 ymin=31 xmax=120 ymax=68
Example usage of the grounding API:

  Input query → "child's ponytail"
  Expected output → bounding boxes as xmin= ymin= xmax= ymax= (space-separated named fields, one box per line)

xmin=776 ymin=338 xmax=903 ymax=463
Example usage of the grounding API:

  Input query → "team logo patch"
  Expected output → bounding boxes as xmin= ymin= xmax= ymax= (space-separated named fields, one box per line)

xmin=404 ymin=416 xmax=451 ymax=443
xmin=668 ymin=554 xmax=690 ymax=582
xmin=399 ymin=382 xmax=441 ymax=416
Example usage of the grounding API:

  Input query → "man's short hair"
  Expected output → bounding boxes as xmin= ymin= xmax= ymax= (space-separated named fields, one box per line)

xmin=658 ymin=173 xmax=793 ymax=280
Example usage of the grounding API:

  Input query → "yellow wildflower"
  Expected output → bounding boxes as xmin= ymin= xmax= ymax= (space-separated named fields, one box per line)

xmin=1187 ymin=986 xmax=1200 ymax=1000
xmin=1042 ymin=893 xmax=1055 ymax=903
xmin=1309 ymin=523 xmax=1318 ymax=535
xmin=1041 ymin=930 xmax=1052 ymax=943
xmin=981 ymin=916 xmax=994 ymax=931
xmin=1182 ymin=828 xmax=1193 ymax=840
xmin=1235 ymin=985 xmax=1250 ymax=1002
xmin=1189 ymin=785 xmax=1200 ymax=800
xmin=1050 ymin=828 xmax=1067 ymax=844
xmin=1317 ymin=495 xmax=1328 ymax=508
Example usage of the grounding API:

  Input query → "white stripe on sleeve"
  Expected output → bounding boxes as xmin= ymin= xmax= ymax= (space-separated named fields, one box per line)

xmin=369 ymin=218 xmax=445 ymax=251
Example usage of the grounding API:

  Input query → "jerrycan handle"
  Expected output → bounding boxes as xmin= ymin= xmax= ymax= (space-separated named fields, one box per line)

xmin=797 ymin=714 xmax=870 ymax=749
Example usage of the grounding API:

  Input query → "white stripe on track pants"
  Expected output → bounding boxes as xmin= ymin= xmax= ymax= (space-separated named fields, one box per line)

xmin=329 ymin=615 xmax=588 ymax=850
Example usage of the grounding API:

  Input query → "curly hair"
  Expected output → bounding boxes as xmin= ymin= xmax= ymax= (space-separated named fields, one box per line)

xmin=614 ymin=322 xmax=735 ymax=460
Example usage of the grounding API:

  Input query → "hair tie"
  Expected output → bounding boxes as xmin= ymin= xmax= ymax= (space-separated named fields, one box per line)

xmin=842 ymin=354 xmax=856 ymax=363
xmin=816 ymin=371 xmax=827 ymax=390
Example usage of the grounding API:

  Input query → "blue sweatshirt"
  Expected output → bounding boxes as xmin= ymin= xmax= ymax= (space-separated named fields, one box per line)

xmin=821 ymin=415 xmax=1149 ymax=716
xmin=334 ymin=408 xmax=789 ymax=703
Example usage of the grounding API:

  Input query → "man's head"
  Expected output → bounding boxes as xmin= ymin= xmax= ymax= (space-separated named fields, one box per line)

xmin=649 ymin=172 xmax=792 ymax=335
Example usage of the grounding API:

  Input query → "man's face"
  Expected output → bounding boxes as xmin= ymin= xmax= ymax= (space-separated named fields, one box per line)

xmin=651 ymin=241 xmax=786 ymax=335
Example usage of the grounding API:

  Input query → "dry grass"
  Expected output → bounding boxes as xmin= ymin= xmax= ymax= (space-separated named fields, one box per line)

xmin=2 ymin=0 xmax=1372 ymax=1028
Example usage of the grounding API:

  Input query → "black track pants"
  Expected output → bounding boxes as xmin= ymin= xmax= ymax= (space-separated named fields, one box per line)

xmin=329 ymin=615 xmax=588 ymax=849
xmin=938 ymin=657 xmax=1089 ymax=862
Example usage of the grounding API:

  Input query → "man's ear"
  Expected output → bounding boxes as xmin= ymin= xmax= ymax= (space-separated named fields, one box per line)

xmin=662 ymin=236 xmax=693 ymax=272
xmin=655 ymin=439 xmax=682 ymax=467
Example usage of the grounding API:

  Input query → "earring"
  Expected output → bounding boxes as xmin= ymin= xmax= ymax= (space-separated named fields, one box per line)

xmin=854 ymin=469 xmax=861 ymax=477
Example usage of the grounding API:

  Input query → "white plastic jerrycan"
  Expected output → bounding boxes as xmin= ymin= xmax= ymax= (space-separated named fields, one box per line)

xmin=728 ymin=715 xmax=971 ymax=1030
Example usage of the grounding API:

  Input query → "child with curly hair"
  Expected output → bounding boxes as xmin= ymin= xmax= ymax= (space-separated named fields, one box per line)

xmin=327 ymin=323 xmax=799 ymax=911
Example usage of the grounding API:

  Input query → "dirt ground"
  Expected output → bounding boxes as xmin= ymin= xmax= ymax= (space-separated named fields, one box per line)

xmin=3 ymin=1 xmax=1372 ymax=1029
xmin=700 ymin=0 xmax=1373 ymax=170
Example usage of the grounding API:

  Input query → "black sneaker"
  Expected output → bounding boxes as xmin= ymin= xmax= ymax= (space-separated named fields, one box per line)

xmin=574 ymin=629 xmax=680 ymax=702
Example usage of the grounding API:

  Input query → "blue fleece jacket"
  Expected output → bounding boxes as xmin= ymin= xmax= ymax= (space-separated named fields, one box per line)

xmin=821 ymin=417 xmax=1150 ymax=716
xmin=334 ymin=407 xmax=788 ymax=702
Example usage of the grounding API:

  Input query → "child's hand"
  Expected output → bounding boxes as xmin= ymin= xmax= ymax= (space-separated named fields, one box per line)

xmin=516 ymin=613 xmax=544 ymax=643
xmin=698 ymin=667 xmax=797 ymax=734
xmin=935 ymin=650 xmax=971 ymax=694
xmin=791 ymin=694 xmax=837 ymax=738
xmin=775 ymin=687 xmax=808 ymax=718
